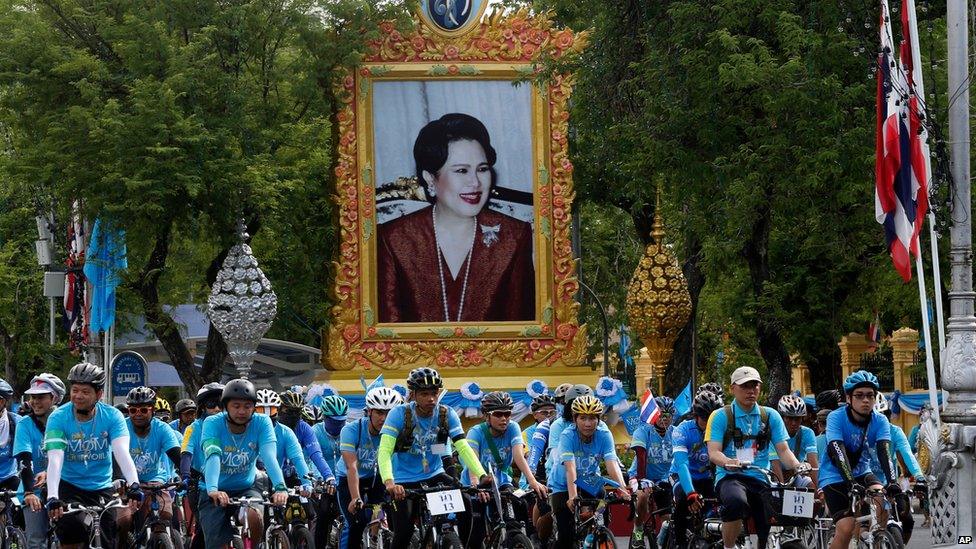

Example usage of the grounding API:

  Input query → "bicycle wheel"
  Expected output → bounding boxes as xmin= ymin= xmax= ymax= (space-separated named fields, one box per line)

xmin=593 ymin=527 xmax=618 ymax=549
xmin=231 ymin=536 xmax=245 ymax=549
xmin=290 ymin=526 xmax=314 ymax=549
xmin=5 ymin=528 xmax=28 ymax=549
xmin=501 ymin=530 xmax=534 ymax=549
xmin=878 ymin=527 xmax=905 ymax=549
xmin=440 ymin=530 xmax=464 ymax=549
xmin=147 ymin=531 xmax=175 ymax=549
xmin=266 ymin=528 xmax=291 ymax=549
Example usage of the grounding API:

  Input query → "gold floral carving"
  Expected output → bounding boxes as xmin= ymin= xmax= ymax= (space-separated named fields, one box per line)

xmin=324 ymin=10 xmax=587 ymax=372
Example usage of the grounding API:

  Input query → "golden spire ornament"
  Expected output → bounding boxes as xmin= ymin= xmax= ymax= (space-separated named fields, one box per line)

xmin=626 ymin=187 xmax=692 ymax=392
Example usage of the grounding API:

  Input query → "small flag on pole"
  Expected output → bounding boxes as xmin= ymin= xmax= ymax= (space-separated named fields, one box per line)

xmin=868 ymin=310 xmax=882 ymax=344
xmin=639 ymin=389 xmax=660 ymax=425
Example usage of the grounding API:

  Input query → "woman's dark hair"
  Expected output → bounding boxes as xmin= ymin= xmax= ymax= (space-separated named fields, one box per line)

xmin=413 ymin=113 xmax=497 ymax=200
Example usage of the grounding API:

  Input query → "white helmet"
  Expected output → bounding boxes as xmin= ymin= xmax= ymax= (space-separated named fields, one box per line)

xmin=24 ymin=373 xmax=67 ymax=404
xmin=365 ymin=387 xmax=403 ymax=411
xmin=777 ymin=394 xmax=808 ymax=418
xmin=257 ymin=389 xmax=282 ymax=408
xmin=874 ymin=392 xmax=890 ymax=414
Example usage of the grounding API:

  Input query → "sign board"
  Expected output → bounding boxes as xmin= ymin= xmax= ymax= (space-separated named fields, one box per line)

xmin=781 ymin=489 xmax=815 ymax=518
xmin=111 ymin=351 xmax=147 ymax=403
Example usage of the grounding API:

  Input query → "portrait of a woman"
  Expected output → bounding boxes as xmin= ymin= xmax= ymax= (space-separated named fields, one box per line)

xmin=377 ymin=113 xmax=536 ymax=323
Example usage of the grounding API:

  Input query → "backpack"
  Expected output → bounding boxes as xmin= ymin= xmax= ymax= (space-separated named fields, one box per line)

xmin=393 ymin=404 xmax=450 ymax=453
xmin=721 ymin=404 xmax=771 ymax=452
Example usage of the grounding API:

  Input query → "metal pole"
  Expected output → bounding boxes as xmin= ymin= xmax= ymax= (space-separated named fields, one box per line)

xmin=48 ymin=297 xmax=55 ymax=346
xmin=578 ymin=280 xmax=610 ymax=377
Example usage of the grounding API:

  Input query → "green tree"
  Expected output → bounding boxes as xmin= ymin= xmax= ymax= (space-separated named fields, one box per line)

xmin=0 ymin=0 xmax=410 ymax=392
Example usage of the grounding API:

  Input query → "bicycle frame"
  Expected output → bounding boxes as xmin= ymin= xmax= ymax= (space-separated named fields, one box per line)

xmin=62 ymin=498 xmax=128 ymax=549
xmin=133 ymin=482 xmax=181 ymax=544
xmin=227 ymin=496 xmax=266 ymax=548
xmin=850 ymin=487 xmax=899 ymax=545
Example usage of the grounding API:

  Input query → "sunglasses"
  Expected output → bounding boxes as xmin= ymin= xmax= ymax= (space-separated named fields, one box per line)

xmin=851 ymin=392 xmax=876 ymax=401
xmin=536 ymin=409 xmax=556 ymax=417
xmin=129 ymin=405 xmax=153 ymax=414
xmin=202 ymin=401 xmax=220 ymax=409
xmin=489 ymin=411 xmax=512 ymax=419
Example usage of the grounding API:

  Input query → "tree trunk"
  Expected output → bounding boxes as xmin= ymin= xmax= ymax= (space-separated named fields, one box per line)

xmin=135 ymin=220 xmax=206 ymax=393
xmin=666 ymin=236 xmax=705 ymax=397
xmin=807 ymin=349 xmax=842 ymax=395
xmin=742 ymin=197 xmax=792 ymax=406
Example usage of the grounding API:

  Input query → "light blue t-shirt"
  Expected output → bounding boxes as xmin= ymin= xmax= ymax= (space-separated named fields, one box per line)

xmin=44 ymin=402 xmax=128 ymax=491
xmin=271 ymin=422 xmax=311 ymax=485
xmin=519 ymin=422 xmax=541 ymax=490
xmin=670 ymin=418 xmax=711 ymax=483
xmin=628 ymin=423 xmax=673 ymax=482
xmin=769 ymin=425 xmax=817 ymax=462
xmin=549 ymin=424 xmax=618 ymax=494
xmin=0 ymin=412 xmax=21 ymax=481
xmin=463 ymin=422 xmax=523 ymax=486
xmin=127 ymin=417 xmax=181 ymax=483
xmin=867 ymin=424 xmax=922 ymax=484
xmin=818 ymin=407 xmax=891 ymax=487
xmin=13 ymin=414 xmax=46 ymax=495
xmin=201 ymin=412 xmax=277 ymax=491
xmin=380 ymin=402 xmax=464 ymax=483
xmin=337 ymin=418 xmax=380 ymax=479
xmin=313 ymin=422 xmax=342 ymax=474
xmin=815 ymin=433 xmax=827 ymax=461
xmin=704 ymin=401 xmax=789 ymax=485
xmin=182 ymin=418 xmax=206 ymax=472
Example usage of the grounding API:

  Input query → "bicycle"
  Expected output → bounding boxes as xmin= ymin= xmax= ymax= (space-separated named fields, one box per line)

xmin=127 ymin=481 xmax=185 ymax=549
xmin=658 ymin=495 xmax=718 ymax=549
xmin=482 ymin=485 xmax=535 ymax=549
xmin=59 ymin=498 xmax=129 ymax=549
xmin=0 ymin=489 xmax=28 ymax=549
xmin=628 ymin=481 xmax=672 ymax=549
xmin=569 ymin=492 xmax=632 ymax=549
xmin=360 ymin=500 xmax=394 ymax=549
xmin=849 ymin=485 xmax=905 ymax=548
xmin=268 ymin=487 xmax=314 ymax=549
xmin=226 ymin=495 xmax=289 ymax=549
xmin=401 ymin=483 xmax=483 ymax=549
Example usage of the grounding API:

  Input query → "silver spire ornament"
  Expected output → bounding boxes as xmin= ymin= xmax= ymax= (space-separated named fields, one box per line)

xmin=207 ymin=219 xmax=277 ymax=378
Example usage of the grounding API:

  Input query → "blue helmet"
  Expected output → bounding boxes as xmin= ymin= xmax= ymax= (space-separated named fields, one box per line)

xmin=843 ymin=370 xmax=880 ymax=394
xmin=654 ymin=396 xmax=676 ymax=416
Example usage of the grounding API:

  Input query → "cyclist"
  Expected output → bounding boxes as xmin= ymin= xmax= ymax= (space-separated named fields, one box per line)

xmin=670 ymin=390 xmax=724 ymax=548
xmin=868 ymin=393 xmax=926 ymax=543
xmin=254 ymin=389 xmax=315 ymax=496
xmin=312 ymin=394 xmax=346 ymax=546
xmin=180 ymin=381 xmax=225 ymax=549
xmin=117 ymin=386 xmax=183 ymax=541
xmin=277 ymin=390 xmax=334 ymax=481
xmin=200 ymin=378 xmax=288 ymax=549
xmin=705 ymin=366 xmax=807 ymax=549
xmin=15 ymin=373 xmax=66 ymax=547
xmin=819 ymin=370 xmax=899 ymax=549
xmin=0 ymin=379 xmax=22 ymax=492
xmin=377 ymin=367 xmax=491 ymax=548
xmin=172 ymin=399 xmax=197 ymax=435
xmin=552 ymin=383 xmax=573 ymax=416
xmin=43 ymin=362 xmax=144 ymax=549
xmin=154 ymin=396 xmax=173 ymax=423
xmin=520 ymin=394 xmax=556 ymax=492
xmin=337 ymin=386 xmax=402 ymax=549
xmin=770 ymin=394 xmax=819 ymax=487
xmin=629 ymin=395 xmax=676 ymax=540
xmin=461 ymin=391 xmax=548 ymax=549
xmin=550 ymin=395 xmax=630 ymax=548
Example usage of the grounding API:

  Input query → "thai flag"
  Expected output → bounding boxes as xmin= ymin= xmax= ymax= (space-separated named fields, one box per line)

xmin=868 ymin=310 xmax=882 ymax=344
xmin=63 ymin=202 xmax=89 ymax=352
xmin=875 ymin=0 xmax=927 ymax=282
xmin=639 ymin=389 xmax=660 ymax=425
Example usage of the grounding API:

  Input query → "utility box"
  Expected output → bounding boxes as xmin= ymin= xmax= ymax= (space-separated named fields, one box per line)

xmin=43 ymin=271 xmax=65 ymax=298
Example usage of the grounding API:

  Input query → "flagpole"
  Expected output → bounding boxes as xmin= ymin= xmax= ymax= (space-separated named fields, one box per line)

xmin=914 ymin=254 xmax=941 ymax=428
xmin=905 ymin=0 xmax=947 ymax=355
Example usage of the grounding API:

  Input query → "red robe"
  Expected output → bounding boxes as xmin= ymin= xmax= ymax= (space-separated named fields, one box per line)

xmin=377 ymin=207 xmax=535 ymax=323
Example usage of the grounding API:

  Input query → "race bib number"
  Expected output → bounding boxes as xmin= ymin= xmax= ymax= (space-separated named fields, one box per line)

xmin=426 ymin=489 xmax=464 ymax=516
xmin=735 ymin=447 xmax=755 ymax=464
xmin=781 ymin=490 xmax=814 ymax=518
xmin=512 ymin=488 xmax=528 ymax=498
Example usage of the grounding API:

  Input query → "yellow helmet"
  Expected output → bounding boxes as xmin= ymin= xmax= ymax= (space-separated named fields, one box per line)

xmin=571 ymin=395 xmax=605 ymax=416
xmin=154 ymin=396 xmax=172 ymax=413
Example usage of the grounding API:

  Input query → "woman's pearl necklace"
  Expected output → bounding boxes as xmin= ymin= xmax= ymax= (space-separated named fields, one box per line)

xmin=432 ymin=205 xmax=476 ymax=322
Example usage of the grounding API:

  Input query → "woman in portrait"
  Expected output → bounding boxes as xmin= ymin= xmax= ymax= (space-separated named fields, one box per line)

xmin=377 ymin=113 xmax=535 ymax=323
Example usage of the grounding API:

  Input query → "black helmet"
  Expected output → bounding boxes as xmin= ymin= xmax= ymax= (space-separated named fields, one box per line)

xmin=693 ymin=391 xmax=724 ymax=419
xmin=815 ymin=389 xmax=842 ymax=412
xmin=531 ymin=394 xmax=557 ymax=412
xmin=482 ymin=391 xmax=514 ymax=413
xmin=126 ymin=386 xmax=156 ymax=406
xmin=175 ymin=399 xmax=197 ymax=414
xmin=697 ymin=382 xmax=724 ymax=398
xmin=407 ymin=367 xmax=443 ymax=391
xmin=67 ymin=362 xmax=106 ymax=389
xmin=196 ymin=382 xmax=225 ymax=406
xmin=221 ymin=379 xmax=258 ymax=406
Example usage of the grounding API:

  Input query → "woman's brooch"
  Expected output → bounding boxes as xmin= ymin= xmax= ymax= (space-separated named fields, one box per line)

xmin=480 ymin=223 xmax=500 ymax=247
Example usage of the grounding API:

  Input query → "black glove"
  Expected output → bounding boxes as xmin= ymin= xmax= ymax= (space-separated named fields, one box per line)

xmin=885 ymin=483 xmax=902 ymax=497
xmin=127 ymin=482 xmax=145 ymax=503
xmin=913 ymin=478 xmax=928 ymax=498
xmin=45 ymin=498 xmax=62 ymax=512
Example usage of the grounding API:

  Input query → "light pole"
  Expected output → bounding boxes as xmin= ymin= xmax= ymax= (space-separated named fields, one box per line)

xmin=578 ymin=279 xmax=610 ymax=377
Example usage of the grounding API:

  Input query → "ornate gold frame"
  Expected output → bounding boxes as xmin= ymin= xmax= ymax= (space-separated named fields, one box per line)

xmin=325 ymin=9 xmax=587 ymax=372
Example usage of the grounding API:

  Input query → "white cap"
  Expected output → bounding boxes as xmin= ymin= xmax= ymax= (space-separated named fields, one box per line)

xmin=730 ymin=366 xmax=762 ymax=386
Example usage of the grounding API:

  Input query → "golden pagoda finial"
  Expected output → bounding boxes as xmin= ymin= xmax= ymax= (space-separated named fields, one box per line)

xmin=626 ymin=183 xmax=692 ymax=392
